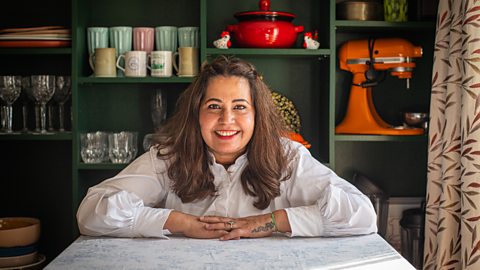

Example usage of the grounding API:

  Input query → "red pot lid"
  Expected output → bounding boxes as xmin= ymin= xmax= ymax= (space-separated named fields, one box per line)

xmin=234 ymin=11 xmax=295 ymax=22
xmin=234 ymin=0 xmax=296 ymax=22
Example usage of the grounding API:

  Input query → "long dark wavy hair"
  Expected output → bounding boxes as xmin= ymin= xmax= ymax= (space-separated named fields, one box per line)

xmin=154 ymin=55 xmax=293 ymax=209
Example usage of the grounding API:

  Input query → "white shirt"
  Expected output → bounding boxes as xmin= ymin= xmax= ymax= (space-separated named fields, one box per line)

xmin=77 ymin=140 xmax=377 ymax=238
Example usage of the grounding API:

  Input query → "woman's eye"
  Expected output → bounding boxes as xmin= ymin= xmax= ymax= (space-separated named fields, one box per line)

xmin=208 ymin=104 xmax=221 ymax=109
xmin=234 ymin=105 xmax=246 ymax=110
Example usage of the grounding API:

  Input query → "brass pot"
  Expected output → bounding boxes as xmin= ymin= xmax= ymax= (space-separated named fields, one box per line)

xmin=337 ymin=0 xmax=383 ymax=21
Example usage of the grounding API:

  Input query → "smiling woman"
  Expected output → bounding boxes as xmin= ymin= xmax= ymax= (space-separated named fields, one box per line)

xmin=76 ymin=56 xmax=378 ymax=241
xmin=198 ymin=75 xmax=255 ymax=166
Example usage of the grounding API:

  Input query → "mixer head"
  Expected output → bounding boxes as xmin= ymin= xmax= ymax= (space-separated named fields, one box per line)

xmin=339 ymin=38 xmax=422 ymax=87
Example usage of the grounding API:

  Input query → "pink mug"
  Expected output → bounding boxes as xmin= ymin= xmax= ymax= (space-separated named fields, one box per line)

xmin=133 ymin=27 xmax=154 ymax=55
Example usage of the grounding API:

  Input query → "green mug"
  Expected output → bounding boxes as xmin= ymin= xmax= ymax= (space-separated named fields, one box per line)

xmin=155 ymin=26 xmax=178 ymax=52
xmin=178 ymin=26 xmax=199 ymax=48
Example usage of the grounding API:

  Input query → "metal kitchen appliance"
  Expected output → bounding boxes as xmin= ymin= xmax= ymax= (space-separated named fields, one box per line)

xmin=336 ymin=37 xmax=423 ymax=135
xmin=352 ymin=172 xmax=389 ymax=238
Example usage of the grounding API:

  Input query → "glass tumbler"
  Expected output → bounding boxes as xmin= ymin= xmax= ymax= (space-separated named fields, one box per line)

xmin=80 ymin=131 xmax=108 ymax=163
xmin=108 ymin=131 xmax=138 ymax=163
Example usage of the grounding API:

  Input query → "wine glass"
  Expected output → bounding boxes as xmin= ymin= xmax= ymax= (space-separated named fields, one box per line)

xmin=142 ymin=89 xmax=167 ymax=151
xmin=20 ymin=76 xmax=32 ymax=132
xmin=151 ymin=89 xmax=167 ymax=132
xmin=53 ymin=76 xmax=71 ymax=132
xmin=0 ymin=76 xmax=22 ymax=133
xmin=31 ymin=75 xmax=55 ymax=134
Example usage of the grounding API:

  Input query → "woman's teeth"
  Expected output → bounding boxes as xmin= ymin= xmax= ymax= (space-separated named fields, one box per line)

xmin=216 ymin=130 xmax=238 ymax=136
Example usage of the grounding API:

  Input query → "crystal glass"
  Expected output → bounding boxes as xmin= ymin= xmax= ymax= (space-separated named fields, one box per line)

xmin=151 ymin=89 xmax=167 ymax=132
xmin=0 ymin=76 xmax=22 ymax=133
xmin=80 ymin=131 xmax=108 ymax=163
xmin=31 ymin=75 xmax=55 ymax=133
xmin=108 ymin=131 xmax=138 ymax=163
xmin=53 ymin=76 xmax=72 ymax=132
xmin=20 ymin=76 xmax=32 ymax=132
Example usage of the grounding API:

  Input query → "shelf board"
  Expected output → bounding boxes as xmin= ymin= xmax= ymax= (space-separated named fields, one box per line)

xmin=77 ymin=163 xmax=128 ymax=170
xmin=0 ymin=132 xmax=72 ymax=141
xmin=334 ymin=20 xmax=435 ymax=32
xmin=206 ymin=48 xmax=331 ymax=56
xmin=334 ymin=134 xmax=428 ymax=142
xmin=0 ymin=47 xmax=72 ymax=55
xmin=78 ymin=76 xmax=194 ymax=84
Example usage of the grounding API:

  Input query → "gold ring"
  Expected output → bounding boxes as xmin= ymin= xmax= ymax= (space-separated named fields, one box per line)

xmin=227 ymin=220 xmax=235 ymax=230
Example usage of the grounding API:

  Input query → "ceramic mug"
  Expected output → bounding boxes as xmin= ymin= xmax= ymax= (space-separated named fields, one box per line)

xmin=173 ymin=47 xmax=199 ymax=77
xmin=109 ymin=26 xmax=132 ymax=57
xmin=89 ymin=48 xmax=117 ymax=77
xmin=87 ymin=27 xmax=109 ymax=56
xmin=133 ymin=27 xmax=154 ymax=55
xmin=154 ymin=26 xmax=177 ymax=52
xmin=178 ymin=26 xmax=199 ymax=48
xmin=116 ymin=51 xmax=148 ymax=77
xmin=150 ymin=51 xmax=173 ymax=77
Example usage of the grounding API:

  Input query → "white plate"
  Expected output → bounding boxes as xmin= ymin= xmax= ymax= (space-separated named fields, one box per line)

xmin=0 ymin=36 xmax=71 ymax=41
xmin=0 ymin=254 xmax=45 ymax=270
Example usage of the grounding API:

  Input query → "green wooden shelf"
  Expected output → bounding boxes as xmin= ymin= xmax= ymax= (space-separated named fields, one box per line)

xmin=0 ymin=47 xmax=72 ymax=55
xmin=0 ymin=132 xmax=72 ymax=141
xmin=334 ymin=20 xmax=435 ymax=32
xmin=78 ymin=76 xmax=194 ymax=84
xmin=206 ymin=48 xmax=331 ymax=56
xmin=334 ymin=134 xmax=428 ymax=142
xmin=77 ymin=163 xmax=128 ymax=170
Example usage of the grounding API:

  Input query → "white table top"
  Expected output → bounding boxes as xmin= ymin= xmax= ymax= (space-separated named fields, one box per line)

xmin=45 ymin=233 xmax=414 ymax=269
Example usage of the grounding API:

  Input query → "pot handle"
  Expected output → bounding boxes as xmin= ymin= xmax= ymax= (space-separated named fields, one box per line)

xmin=294 ymin=26 xmax=305 ymax=33
xmin=226 ymin=25 xmax=237 ymax=32
xmin=259 ymin=0 xmax=270 ymax=11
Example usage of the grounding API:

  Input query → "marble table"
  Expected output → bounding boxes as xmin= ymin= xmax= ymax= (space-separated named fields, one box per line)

xmin=45 ymin=233 xmax=414 ymax=269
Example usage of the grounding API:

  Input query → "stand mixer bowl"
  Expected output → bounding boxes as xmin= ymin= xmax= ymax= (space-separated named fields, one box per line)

xmin=403 ymin=112 xmax=428 ymax=128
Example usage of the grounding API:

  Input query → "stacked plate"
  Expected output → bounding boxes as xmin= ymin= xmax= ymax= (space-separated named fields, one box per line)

xmin=0 ymin=217 xmax=45 ymax=269
xmin=0 ymin=26 xmax=71 ymax=48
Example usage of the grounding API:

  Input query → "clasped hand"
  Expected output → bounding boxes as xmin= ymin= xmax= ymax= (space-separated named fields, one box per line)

xmin=179 ymin=212 xmax=275 ymax=240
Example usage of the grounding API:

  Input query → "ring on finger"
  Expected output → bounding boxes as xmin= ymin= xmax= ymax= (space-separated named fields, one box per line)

xmin=226 ymin=220 xmax=235 ymax=231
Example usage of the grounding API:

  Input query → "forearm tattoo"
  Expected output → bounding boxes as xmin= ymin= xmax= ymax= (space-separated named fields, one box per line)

xmin=251 ymin=222 xmax=275 ymax=233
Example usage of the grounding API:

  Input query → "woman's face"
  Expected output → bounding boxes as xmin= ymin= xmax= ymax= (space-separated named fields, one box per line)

xmin=199 ymin=76 xmax=255 ymax=165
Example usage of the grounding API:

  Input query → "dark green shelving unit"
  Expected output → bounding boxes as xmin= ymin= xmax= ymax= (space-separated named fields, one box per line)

xmin=0 ymin=0 xmax=435 ymax=263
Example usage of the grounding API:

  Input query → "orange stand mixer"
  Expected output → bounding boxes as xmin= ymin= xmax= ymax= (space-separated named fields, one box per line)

xmin=336 ymin=38 xmax=423 ymax=135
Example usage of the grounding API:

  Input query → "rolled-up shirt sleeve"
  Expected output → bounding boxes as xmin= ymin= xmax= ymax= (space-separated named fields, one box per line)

xmin=283 ymin=144 xmax=378 ymax=237
xmin=76 ymin=148 xmax=172 ymax=238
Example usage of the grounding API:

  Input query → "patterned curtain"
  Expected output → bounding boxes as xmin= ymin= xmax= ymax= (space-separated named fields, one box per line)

xmin=424 ymin=0 xmax=480 ymax=269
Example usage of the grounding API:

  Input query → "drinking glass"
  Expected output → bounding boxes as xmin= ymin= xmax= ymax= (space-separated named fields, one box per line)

xmin=20 ymin=76 xmax=32 ymax=132
xmin=53 ymin=76 xmax=72 ymax=132
xmin=108 ymin=131 xmax=138 ymax=163
xmin=151 ymin=89 xmax=167 ymax=132
xmin=0 ymin=76 xmax=22 ymax=133
xmin=80 ymin=131 xmax=108 ymax=163
xmin=31 ymin=75 xmax=55 ymax=134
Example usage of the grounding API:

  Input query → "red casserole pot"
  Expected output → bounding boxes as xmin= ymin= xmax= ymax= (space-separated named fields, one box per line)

xmin=225 ymin=0 xmax=304 ymax=48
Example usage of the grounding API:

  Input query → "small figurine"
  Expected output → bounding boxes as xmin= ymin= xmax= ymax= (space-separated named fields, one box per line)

xmin=213 ymin=31 xmax=231 ymax=49
xmin=303 ymin=31 xmax=320 ymax=50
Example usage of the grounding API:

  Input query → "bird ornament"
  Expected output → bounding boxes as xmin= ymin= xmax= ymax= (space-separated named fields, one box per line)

xmin=213 ymin=31 xmax=231 ymax=49
xmin=303 ymin=31 xmax=320 ymax=50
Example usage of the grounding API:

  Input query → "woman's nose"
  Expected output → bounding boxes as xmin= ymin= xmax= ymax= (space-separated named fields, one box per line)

xmin=219 ymin=109 xmax=234 ymax=123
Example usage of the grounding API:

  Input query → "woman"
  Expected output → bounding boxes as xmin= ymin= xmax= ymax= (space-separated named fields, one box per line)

xmin=77 ymin=56 xmax=377 ymax=240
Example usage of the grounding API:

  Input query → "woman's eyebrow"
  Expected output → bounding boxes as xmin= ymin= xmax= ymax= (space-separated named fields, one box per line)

xmin=232 ymin=98 xmax=250 ymax=104
xmin=204 ymin=98 xmax=222 ymax=103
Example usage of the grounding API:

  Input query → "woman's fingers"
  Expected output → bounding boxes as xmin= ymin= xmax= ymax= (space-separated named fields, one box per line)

xmin=199 ymin=215 xmax=231 ymax=223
